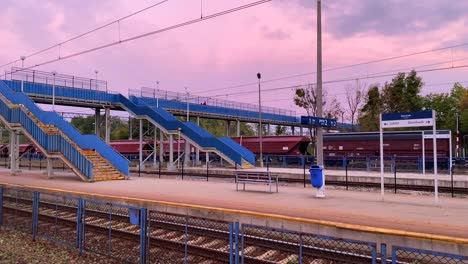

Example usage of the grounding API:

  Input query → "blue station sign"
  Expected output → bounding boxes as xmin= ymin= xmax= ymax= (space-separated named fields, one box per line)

xmin=381 ymin=111 xmax=433 ymax=128
xmin=301 ymin=116 xmax=337 ymax=128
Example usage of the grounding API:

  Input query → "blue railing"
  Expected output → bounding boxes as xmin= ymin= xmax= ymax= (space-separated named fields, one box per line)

xmin=1 ymin=80 xmax=129 ymax=176
xmin=219 ymin=137 xmax=255 ymax=164
xmin=4 ymin=80 xmax=255 ymax=166
xmin=137 ymin=96 xmax=298 ymax=123
xmin=130 ymin=96 xmax=254 ymax=165
xmin=0 ymin=82 xmax=93 ymax=179
xmin=2 ymin=186 xmax=466 ymax=264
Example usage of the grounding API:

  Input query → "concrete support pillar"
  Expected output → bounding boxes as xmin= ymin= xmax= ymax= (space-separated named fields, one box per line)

xmin=291 ymin=126 xmax=295 ymax=135
xmin=153 ymin=126 xmax=158 ymax=168
xmin=159 ymin=129 xmax=164 ymax=165
xmin=139 ymin=119 xmax=145 ymax=170
xmin=205 ymin=152 xmax=209 ymax=167
xmin=47 ymin=158 xmax=53 ymax=179
xmin=267 ymin=124 xmax=271 ymax=135
xmin=196 ymin=117 xmax=200 ymax=165
xmin=104 ymin=107 xmax=110 ymax=144
xmin=226 ymin=121 xmax=231 ymax=137
xmin=184 ymin=139 xmax=190 ymax=166
xmin=129 ymin=117 xmax=133 ymax=140
xmin=236 ymin=120 xmax=240 ymax=137
xmin=300 ymin=126 xmax=303 ymax=135
xmin=95 ymin=108 xmax=101 ymax=137
xmin=9 ymin=130 xmax=18 ymax=174
xmin=168 ymin=134 xmax=175 ymax=170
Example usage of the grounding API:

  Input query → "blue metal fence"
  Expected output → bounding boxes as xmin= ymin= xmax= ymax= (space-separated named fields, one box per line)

xmin=1 ymin=186 xmax=466 ymax=264
xmin=241 ymin=224 xmax=377 ymax=264
xmin=391 ymin=245 xmax=468 ymax=264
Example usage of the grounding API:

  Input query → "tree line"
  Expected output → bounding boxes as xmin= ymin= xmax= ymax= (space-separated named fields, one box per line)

xmin=293 ymin=70 xmax=468 ymax=154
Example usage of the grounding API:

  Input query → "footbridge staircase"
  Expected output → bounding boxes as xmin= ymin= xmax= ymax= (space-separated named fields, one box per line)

xmin=0 ymin=80 xmax=129 ymax=182
xmin=2 ymin=70 xmax=255 ymax=168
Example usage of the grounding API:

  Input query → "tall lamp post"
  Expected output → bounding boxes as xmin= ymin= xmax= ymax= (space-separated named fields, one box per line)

xmin=94 ymin=70 xmax=99 ymax=90
xmin=257 ymin=73 xmax=263 ymax=168
xmin=20 ymin=56 xmax=26 ymax=68
xmin=52 ymin=71 xmax=57 ymax=111
xmin=185 ymin=87 xmax=190 ymax=121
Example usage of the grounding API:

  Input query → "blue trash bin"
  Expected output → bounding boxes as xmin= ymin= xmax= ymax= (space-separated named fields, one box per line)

xmin=309 ymin=165 xmax=324 ymax=188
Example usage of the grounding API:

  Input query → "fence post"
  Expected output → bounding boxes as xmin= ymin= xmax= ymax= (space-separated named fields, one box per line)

xmin=184 ymin=217 xmax=188 ymax=264
xmin=391 ymin=246 xmax=397 ymax=264
xmin=181 ymin=157 xmax=184 ymax=180
xmin=32 ymin=191 xmax=40 ymax=240
xmin=394 ymin=165 xmax=397 ymax=194
xmin=366 ymin=156 xmax=370 ymax=171
xmin=206 ymin=161 xmax=209 ymax=182
xmin=303 ymin=158 xmax=306 ymax=188
xmin=0 ymin=186 xmax=3 ymax=226
xmin=235 ymin=222 xmax=240 ymax=264
xmin=76 ymin=198 xmax=84 ymax=254
xmin=451 ymin=166 xmax=454 ymax=198
xmin=158 ymin=161 xmax=161 ymax=179
xmin=345 ymin=162 xmax=349 ymax=190
xmin=380 ymin=243 xmax=387 ymax=264
xmin=299 ymin=234 xmax=303 ymax=264
xmin=139 ymin=208 xmax=147 ymax=264
xmin=229 ymin=223 xmax=234 ymax=264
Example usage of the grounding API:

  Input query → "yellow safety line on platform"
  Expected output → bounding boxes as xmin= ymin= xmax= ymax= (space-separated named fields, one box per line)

xmin=1 ymin=182 xmax=467 ymax=245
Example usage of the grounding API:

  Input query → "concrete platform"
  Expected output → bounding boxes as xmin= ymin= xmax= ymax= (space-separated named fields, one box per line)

xmin=1 ymin=168 xmax=467 ymax=256
xmin=151 ymin=166 xmax=468 ymax=188
xmin=1 ymin=168 xmax=467 ymax=238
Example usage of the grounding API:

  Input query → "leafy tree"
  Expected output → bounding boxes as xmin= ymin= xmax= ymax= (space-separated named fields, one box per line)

xmin=381 ymin=70 xmax=424 ymax=113
xmin=422 ymin=93 xmax=457 ymax=131
xmin=197 ymin=118 xmax=255 ymax=137
xmin=358 ymin=85 xmax=382 ymax=131
xmin=71 ymin=116 xmax=95 ymax=134
xmin=293 ymin=84 xmax=325 ymax=117
xmin=275 ymin=125 xmax=287 ymax=135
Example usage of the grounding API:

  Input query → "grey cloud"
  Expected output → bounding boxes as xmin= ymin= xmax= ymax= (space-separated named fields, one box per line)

xmin=261 ymin=26 xmax=290 ymax=40
xmin=324 ymin=0 xmax=468 ymax=38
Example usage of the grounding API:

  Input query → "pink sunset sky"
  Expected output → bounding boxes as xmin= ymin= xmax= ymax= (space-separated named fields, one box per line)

xmin=1 ymin=0 xmax=468 ymax=119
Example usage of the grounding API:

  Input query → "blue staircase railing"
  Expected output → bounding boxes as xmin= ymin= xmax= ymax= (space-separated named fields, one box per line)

xmin=130 ymin=97 xmax=255 ymax=165
xmin=137 ymin=96 xmax=297 ymax=123
xmin=4 ymin=80 xmax=255 ymax=166
xmin=0 ymin=80 xmax=129 ymax=177
xmin=0 ymin=81 xmax=93 ymax=179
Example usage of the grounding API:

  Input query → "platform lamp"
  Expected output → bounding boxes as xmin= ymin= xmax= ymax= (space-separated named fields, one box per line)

xmin=52 ymin=71 xmax=57 ymax=111
xmin=185 ymin=87 xmax=189 ymax=121
xmin=94 ymin=70 xmax=99 ymax=90
xmin=257 ymin=72 xmax=263 ymax=168
xmin=20 ymin=56 xmax=26 ymax=68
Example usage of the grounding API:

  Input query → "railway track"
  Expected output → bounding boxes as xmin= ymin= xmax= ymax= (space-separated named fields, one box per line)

xmin=1 ymin=194 xmax=377 ymax=264
xmin=137 ymin=170 xmax=468 ymax=195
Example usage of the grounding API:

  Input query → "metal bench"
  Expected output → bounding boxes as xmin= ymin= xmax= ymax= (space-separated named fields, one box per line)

xmin=235 ymin=171 xmax=278 ymax=192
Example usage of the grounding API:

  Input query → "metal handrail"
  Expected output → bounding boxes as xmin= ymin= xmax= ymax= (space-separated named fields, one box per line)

xmin=130 ymin=87 xmax=296 ymax=117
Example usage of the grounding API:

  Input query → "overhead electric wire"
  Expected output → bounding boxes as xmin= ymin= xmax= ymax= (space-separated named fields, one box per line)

xmin=4 ymin=0 xmax=272 ymax=73
xmin=207 ymin=64 xmax=468 ymax=98
xmin=193 ymin=42 xmax=468 ymax=95
xmin=0 ymin=0 xmax=170 ymax=70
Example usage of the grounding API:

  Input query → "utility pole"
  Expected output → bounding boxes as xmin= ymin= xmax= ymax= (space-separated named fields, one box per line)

xmin=316 ymin=0 xmax=324 ymax=166
xmin=456 ymin=112 xmax=460 ymax=158
xmin=257 ymin=73 xmax=263 ymax=168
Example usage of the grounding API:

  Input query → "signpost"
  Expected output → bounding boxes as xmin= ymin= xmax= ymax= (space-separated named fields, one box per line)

xmin=301 ymin=116 xmax=337 ymax=199
xmin=380 ymin=110 xmax=439 ymax=205
xmin=421 ymin=130 xmax=452 ymax=176
xmin=300 ymin=116 xmax=337 ymax=128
